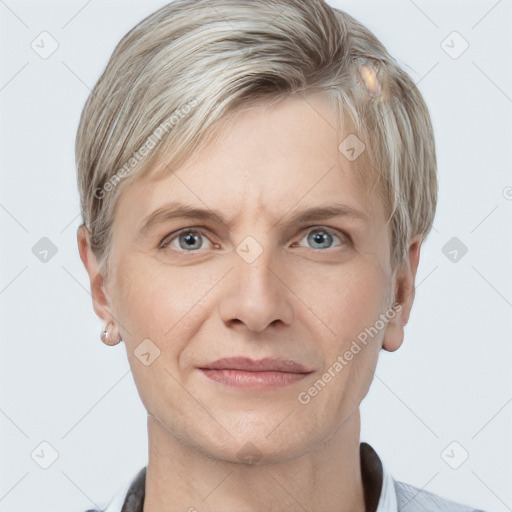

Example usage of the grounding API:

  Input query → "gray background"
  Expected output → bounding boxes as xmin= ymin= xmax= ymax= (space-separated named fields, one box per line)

xmin=0 ymin=0 xmax=511 ymax=510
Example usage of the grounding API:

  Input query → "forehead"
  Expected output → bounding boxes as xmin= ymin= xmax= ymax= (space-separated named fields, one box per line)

xmin=114 ymin=94 xmax=385 ymax=230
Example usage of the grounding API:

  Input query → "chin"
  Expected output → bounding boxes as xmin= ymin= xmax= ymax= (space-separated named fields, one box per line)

xmin=193 ymin=426 xmax=315 ymax=466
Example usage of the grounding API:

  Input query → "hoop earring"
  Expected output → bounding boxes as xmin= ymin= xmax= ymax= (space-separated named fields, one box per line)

xmin=100 ymin=320 xmax=121 ymax=346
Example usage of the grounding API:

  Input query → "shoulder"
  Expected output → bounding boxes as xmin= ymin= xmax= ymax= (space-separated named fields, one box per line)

xmin=80 ymin=466 xmax=146 ymax=512
xmin=394 ymin=479 xmax=489 ymax=512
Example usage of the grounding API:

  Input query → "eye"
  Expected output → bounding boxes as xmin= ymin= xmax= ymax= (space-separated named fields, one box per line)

xmin=293 ymin=227 xmax=348 ymax=250
xmin=159 ymin=226 xmax=349 ymax=254
xmin=160 ymin=228 xmax=218 ymax=253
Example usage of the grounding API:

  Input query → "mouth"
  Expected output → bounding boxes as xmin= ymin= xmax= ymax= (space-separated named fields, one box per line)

xmin=197 ymin=357 xmax=314 ymax=390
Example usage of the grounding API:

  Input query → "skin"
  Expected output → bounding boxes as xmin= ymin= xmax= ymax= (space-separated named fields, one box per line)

xmin=78 ymin=93 xmax=421 ymax=512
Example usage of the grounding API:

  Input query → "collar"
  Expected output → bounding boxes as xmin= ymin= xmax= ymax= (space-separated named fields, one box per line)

xmin=103 ymin=442 xmax=397 ymax=512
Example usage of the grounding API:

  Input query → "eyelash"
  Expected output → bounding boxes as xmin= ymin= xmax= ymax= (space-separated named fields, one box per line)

xmin=159 ymin=226 xmax=350 ymax=253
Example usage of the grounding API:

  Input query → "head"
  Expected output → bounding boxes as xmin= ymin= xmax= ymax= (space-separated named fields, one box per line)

xmin=77 ymin=0 xmax=436 ymax=463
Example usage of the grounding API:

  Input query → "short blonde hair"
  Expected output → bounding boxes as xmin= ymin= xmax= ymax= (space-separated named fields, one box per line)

xmin=75 ymin=0 xmax=437 ymax=278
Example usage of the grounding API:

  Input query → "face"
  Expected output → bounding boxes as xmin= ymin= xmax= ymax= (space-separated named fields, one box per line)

xmin=85 ymin=94 xmax=412 ymax=464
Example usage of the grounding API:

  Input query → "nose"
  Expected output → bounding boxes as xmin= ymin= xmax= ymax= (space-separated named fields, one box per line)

xmin=218 ymin=244 xmax=294 ymax=333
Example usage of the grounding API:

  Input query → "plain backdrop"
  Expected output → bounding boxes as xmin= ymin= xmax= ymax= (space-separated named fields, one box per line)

xmin=0 ymin=0 xmax=511 ymax=511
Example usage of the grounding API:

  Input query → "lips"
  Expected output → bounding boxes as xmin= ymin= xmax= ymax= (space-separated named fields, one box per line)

xmin=198 ymin=356 xmax=312 ymax=373
xmin=197 ymin=357 xmax=314 ymax=390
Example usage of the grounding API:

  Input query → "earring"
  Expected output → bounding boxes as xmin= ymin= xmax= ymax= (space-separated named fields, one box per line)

xmin=100 ymin=320 xmax=122 ymax=346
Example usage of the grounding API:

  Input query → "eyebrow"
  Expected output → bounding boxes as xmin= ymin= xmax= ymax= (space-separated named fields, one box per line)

xmin=137 ymin=201 xmax=368 ymax=238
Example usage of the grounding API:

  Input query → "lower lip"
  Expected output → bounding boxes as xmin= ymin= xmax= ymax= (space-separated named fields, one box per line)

xmin=199 ymin=369 xmax=310 ymax=390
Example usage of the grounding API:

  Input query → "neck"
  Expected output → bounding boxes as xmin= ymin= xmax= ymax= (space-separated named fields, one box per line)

xmin=143 ymin=411 xmax=366 ymax=512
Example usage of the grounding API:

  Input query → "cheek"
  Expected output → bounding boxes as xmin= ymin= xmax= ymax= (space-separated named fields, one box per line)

xmin=111 ymin=258 xmax=215 ymax=412
xmin=298 ymin=260 xmax=389 ymax=347
xmin=112 ymin=246 xmax=389 ymax=356
xmin=298 ymin=264 xmax=387 ymax=419
xmin=112 ymin=255 xmax=224 ymax=345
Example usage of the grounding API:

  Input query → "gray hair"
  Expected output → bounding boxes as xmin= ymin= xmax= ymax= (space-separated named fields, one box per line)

xmin=75 ymin=0 xmax=437 ymax=278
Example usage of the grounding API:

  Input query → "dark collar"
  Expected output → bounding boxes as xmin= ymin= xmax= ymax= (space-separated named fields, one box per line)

xmin=120 ymin=441 xmax=383 ymax=512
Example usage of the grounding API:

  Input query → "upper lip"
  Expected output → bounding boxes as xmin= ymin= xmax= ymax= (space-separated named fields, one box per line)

xmin=199 ymin=357 xmax=313 ymax=373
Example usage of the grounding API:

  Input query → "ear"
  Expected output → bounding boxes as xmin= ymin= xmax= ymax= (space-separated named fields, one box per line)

xmin=77 ymin=224 xmax=114 ymax=323
xmin=381 ymin=234 xmax=423 ymax=352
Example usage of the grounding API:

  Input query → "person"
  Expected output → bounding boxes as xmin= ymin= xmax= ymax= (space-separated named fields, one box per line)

xmin=75 ymin=0 xmax=489 ymax=510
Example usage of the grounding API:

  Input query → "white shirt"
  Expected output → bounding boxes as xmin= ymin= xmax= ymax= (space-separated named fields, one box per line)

xmin=376 ymin=458 xmax=399 ymax=511
xmin=100 ymin=457 xmax=398 ymax=512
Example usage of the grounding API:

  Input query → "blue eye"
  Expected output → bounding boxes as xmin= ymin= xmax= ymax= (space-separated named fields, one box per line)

xmin=160 ymin=229 xmax=215 ymax=252
xmin=307 ymin=230 xmax=334 ymax=249
xmin=178 ymin=231 xmax=203 ymax=250
xmin=299 ymin=228 xmax=345 ymax=250
xmin=160 ymin=226 xmax=348 ymax=254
